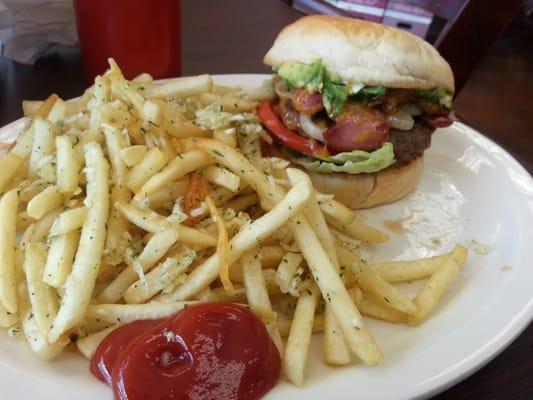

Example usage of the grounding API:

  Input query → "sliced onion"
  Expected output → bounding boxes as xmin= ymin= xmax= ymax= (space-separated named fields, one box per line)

xmin=387 ymin=109 xmax=414 ymax=131
xmin=400 ymin=103 xmax=422 ymax=116
xmin=274 ymin=79 xmax=292 ymax=99
xmin=299 ymin=113 xmax=325 ymax=142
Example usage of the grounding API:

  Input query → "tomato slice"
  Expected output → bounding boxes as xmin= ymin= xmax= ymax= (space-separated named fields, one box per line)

xmin=257 ymin=101 xmax=329 ymax=158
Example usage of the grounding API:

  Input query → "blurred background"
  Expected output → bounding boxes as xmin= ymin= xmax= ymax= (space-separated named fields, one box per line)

xmin=1 ymin=0 xmax=531 ymax=171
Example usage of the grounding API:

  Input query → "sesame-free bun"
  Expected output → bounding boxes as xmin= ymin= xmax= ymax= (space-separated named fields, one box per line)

xmin=264 ymin=15 xmax=454 ymax=94
xmin=300 ymin=156 xmax=424 ymax=209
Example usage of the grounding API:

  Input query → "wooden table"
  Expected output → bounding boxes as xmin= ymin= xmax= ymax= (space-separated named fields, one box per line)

xmin=0 ymin=1 xmax=531 ymax=398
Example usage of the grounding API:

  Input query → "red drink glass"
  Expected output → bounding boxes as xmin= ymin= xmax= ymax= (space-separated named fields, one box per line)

xmin=73 ymin=0 xmax=181 ymax=83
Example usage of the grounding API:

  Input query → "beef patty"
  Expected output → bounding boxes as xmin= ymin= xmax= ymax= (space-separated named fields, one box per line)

xmin=389 ymin=121 xmax=434 ymax=163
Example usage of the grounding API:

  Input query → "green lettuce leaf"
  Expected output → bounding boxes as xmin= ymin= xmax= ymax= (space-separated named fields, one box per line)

xmin=276 ymin=60 xmax=349 ymax=116
xmin=276 ymin=60 xmax=324 ymax=91
xmin=322 ymin=81 xmax=348 ymax=117
xmin=293 ymin=142 xmax=395 ymax=174
xmin=354 ymin=86 xmax=387 ymax=102
xmin=418 ymin=88 xmax=453 ymax=108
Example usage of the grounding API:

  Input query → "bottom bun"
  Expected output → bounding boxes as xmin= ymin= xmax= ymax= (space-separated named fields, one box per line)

xmin=301 ymin=157 xmax=424 ymax=209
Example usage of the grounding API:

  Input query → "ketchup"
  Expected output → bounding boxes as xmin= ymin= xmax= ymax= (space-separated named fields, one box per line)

xmin=91 ymin=319 xmax=164 ymax=384
xmin=91 ymin=303 xmax=281 ymax=400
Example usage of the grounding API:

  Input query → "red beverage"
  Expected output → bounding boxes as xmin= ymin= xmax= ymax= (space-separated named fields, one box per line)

xmin=73 ymin=0 xmax=181 ymax=83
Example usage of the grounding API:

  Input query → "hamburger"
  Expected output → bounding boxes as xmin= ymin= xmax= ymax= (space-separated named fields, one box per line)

xmin=257 ymin=15 xmax=455 ymax=209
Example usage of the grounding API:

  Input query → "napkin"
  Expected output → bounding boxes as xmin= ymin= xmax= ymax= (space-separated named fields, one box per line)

xmin=0 ymin=0 xmax=77 ymax=64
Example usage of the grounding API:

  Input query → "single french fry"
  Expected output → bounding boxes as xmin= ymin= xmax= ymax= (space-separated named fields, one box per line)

xmin=278 ymin=312 xmax=324 ymax=337
xmin=284 ymin=285 xmax=318 ymax=386
xmin=48 ymin=143 xmax=110 ymax=343
xmin=370 ymin=254 xmax=449 ymax=283
xmin=50 ymin=206 xmax=87 ymax=235
xmin=77 ymin=325 xmax=119 ymax=359
xmin=242 ymin=248 xmax=283 ymax=354
xmin=21 ymin=94 xmax=58 ymax=120
xmin=326 ymin=215 xmax=389 ymax=244
xmin=97 ymin=228 xmax=180 ymax=303
xmin=147 ymin=179 xmax=189 ymax=209
xmin=117 ymin=202 xmax=217 ymax=248
xmin=205 ymin=195 xmax=233 ymax=292
xmin=16 ymin=211 xmax=34 ymax=231
xmin=21 ymin=306 xmax=69 ymax=360
xmin=167 ymin=121 xmax=212 ymax=139
xmin=121 ymin=145 xmax=148 ymax=167
xmin=26 ymin=185 xmax=63 ymax=220
xmin=103 ymin=185 xmax=131 ymax=266
xmin=31 ymin=208 xmax=61 ymax=243
xmin=263 ymin=269 xmax=282 ymax=295
xmin=202 ymin=165 xmax=241 ymax=193
xmin=212 ymin=84 xmax=241 ymax=95
xmin=0 ymin=153 xmax=24 ymax=194
xmin=213 ymin=127 xmax=237 ymax=148
xmin=336 ymin=241 xmax=361 ymax=269
xmin=28 ymin=118 xmax=55 ymax=179
xmin=236 ymin=79 xmax=275 ymax=101
xmin=125 ymin=147 xmax=168 ymax=192
xmin=196 ymin=286 xmax=247 ymax=303
xmin=408 ymin=245 xmax=468 ymax=326
xmin=22 ymin=100 xmax=43 ymax=116
xmin=275 ymin=252 xmax=303 ymax=294
xmin=43 ymin=229 xmax=81 ymax=288
xmin=258 ymin=245 xmax=284 ymax=269
xmin=354 ymin=263 xmax=418 ymax=314
xmin=198 ymin=92 xmax=258 ymax=113
xmin=0 ymin=301 xmax=18 ymax=328
xmin=223 ymin=193 xmax=258 ymax=212
xmin=23 ymin=242 xmax=59 ymax=337
xmin=318 ymin=196 xmax=357 ymax=226
xmin=323 ymin=305 xmax=352 ymax=365
xmin=143 ymin=74 xmax=213 ymax=99
xmin=86 ymin=301 xmax=197 ymax=324
xmin=124 ymin=251 xmax=196 ymax=304
xmin=19 ymin=179 xmax=48 ymax=203
xmin=56 ymin=135 xmax=82 ymax=194
xmin=46 ymin=97 xmax=66 ymax=123
xmin=0 ymin=189 xmax=19 ymax=313
xmin=132 ymin=72 xmax=153 ymax=84
xmin=102 ymin=124 xmax=129 ymax=184
xmin=348 ymin=286 xmax=364 ymax=307
xmin=141 ymin=100 xmax=162 ymax=127
xmin=117 ymin=202 xmax=169 ymax=232
xmin=358 ymin=294 xmax=407 ymax=324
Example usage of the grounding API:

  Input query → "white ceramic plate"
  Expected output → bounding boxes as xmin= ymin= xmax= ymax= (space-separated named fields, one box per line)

xmin=0 ymin=74 xmax=532 ymax=400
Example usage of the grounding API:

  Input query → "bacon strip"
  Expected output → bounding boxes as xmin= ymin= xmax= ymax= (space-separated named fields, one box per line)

xmin=425 ymin=110 xmax=455 ymax=128
xmin=324 ymin=105 xmax=389 ymax=153
xmin=292 ymin=88 xmax=323 ymax=115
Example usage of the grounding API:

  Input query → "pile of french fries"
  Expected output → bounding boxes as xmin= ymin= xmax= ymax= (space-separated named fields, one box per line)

xmin=0 ymin=59 xmax=467 ymax=386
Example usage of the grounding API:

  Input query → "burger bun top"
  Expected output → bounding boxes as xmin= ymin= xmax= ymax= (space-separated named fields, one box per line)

xmin=264 ymin=15 xmax=454 ymax=94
